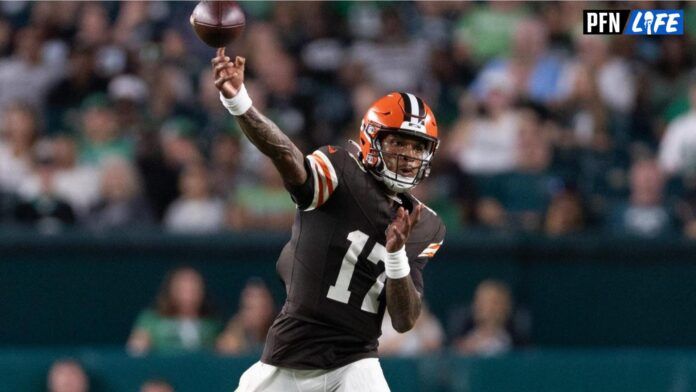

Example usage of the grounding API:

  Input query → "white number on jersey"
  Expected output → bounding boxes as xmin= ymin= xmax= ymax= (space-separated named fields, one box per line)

xmin=326 ymin=230 xmax=389 ymax=314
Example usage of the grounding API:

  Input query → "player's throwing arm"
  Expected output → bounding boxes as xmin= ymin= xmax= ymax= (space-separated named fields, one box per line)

xmin=212 ymin=48 xmax=306 ymax=186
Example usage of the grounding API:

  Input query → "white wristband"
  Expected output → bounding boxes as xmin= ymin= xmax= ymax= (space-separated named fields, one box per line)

xmin=385 ymin=246 xmax=410 ymax=279
xmin=219 ymin=84 xmax=252 ymax=116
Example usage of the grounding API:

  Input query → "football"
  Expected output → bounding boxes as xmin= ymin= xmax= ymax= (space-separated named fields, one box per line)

xmin=190 ymin=1 xmax=245 ymax=48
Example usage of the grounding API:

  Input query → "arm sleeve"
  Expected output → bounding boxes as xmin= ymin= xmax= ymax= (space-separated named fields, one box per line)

xmin=284 ymin=146 xmax=343 ymax=211
xmin=409 ymin=221 xmax=446 ymax=295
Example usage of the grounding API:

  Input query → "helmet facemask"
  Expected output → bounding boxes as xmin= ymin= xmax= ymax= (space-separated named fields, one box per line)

xmin=369 ymin=131 xmax=436 ymax=193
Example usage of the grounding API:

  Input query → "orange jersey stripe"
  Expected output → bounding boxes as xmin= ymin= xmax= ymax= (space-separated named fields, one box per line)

xmin=312 ymin=152 xmax=335 ymax=194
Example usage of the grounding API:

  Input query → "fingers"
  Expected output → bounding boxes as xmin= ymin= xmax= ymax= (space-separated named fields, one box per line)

xmin=214 ymin=62 xmax=237 ymax=75
xmin=214 ymin=74 xmax=236 ymax=89
xmin=392 ymin=207 xmax=410 ymax=229
xmin=212 ymin=53 xmax=244 ymax=67
xmin=213 ymin=64 xmax=236 ymax=85
xmin=398 ymin=206 xmax=417 ymax=229
xmin=214 ymin=62 xmax=228 ymax=74
xmin=212 ymin=56 xmax=231 ymax=66
xmin=399 ymin=205 xmax=422 ymax=229
xmin=212 ymin=50 xmax=232 ymax=67
xmin=387 ymin=204 xmax=422 ymax=252
xmin=212 ymin=57 xmax=242 ymax=82
xmin=387 ymin=219 xmax=407 ymax=252
xmin=391 ymin=225 xmax=405 ymax=244
xmin=212 ymin=48 xmax=226 ymax=66
xmin=389 ymin=210 xmax=407 ymax=239
xmin=391 ymin=205 xmax=421 ymax=240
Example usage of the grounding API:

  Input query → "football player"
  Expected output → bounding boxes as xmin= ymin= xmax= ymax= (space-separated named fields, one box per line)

xmin=213 ymin=48 xmax=445 ymax=392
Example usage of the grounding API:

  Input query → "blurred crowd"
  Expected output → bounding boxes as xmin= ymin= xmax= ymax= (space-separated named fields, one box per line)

xmin=47 ymin=358 xmax=174 ymax=392
xmin=142 ymin=268 xmax=529 ymax=359
xmin=123 ymin=267 xmax=528 ymax=359
xmin=1 ymin=1 xmax=696 ymax=238
xmin=43 ymin=266 xmax=526 ymax=392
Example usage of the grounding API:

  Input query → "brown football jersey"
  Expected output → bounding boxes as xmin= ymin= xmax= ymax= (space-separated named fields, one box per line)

xmin=260 ymin=145 xmax=445 ymax=370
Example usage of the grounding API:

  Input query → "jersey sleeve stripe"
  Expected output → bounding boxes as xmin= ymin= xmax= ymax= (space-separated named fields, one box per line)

xmin=418 ymin=241 xmax=444 ymax=258
xmin=312 ymin=150 xmax=338 ymax=191
xmin=303 ymin=149 xmax=339 ymax=211
xmin=312 ymin=152 xmax=335 ymax=194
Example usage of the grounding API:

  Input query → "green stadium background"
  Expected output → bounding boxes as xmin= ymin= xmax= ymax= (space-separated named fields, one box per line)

xmin=3 ymin=231 xmax=696 ymax=391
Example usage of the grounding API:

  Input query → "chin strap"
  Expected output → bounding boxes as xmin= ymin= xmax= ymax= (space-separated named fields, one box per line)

xmin=383 ymin=164 xmax=414 ymax=193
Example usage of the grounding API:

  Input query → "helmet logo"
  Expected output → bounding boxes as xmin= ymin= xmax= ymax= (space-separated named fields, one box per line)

xmin=399 ymin=120 xmax=426 ymax=134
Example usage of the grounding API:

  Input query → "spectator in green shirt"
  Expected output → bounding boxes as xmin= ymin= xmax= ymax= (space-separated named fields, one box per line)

xmin=454 ymin=2 xmax=529 ymax=65
xmin=127 ymin=266 xmax=222 ymax=355
xmin=77 ymin=93 xmax=134 ymax=166
xmin=226 ymin=159 xmax=296 ymax=231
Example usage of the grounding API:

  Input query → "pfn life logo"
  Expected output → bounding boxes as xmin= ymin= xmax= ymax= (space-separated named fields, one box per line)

xmin=583 ymin=10 xmax=683 ymax=35
xmin=625 ymin=10 xmax=683 ymax=35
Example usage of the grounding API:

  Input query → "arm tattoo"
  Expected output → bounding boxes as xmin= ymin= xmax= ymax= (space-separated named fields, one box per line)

xmin=386 ymin=276 xmax=422 ymax=333
xmin=235 ymin=106 xmax=307 ymax=185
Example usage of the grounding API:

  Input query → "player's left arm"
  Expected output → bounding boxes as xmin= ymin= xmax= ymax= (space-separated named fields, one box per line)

xmin=385 ymin=205 xmax=424 ymax=333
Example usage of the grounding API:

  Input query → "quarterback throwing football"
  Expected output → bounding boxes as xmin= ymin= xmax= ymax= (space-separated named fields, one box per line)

xmin=213 ymin=48 xmax=445 ymax=392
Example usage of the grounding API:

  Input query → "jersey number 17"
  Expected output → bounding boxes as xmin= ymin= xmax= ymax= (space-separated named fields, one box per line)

xmin=326 ymin=230 xmax=389 ymax=314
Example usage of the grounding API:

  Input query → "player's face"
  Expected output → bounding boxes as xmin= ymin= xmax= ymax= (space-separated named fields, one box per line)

xmin=380 ymin=134 xmax=429 ymax=178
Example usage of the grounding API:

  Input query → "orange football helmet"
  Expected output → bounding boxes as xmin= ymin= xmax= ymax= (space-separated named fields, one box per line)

xmin=358 ymin=92 xmax=439 ymax=192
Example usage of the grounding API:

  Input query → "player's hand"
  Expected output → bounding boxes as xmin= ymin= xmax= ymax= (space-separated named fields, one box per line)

xmin=386 ymin=204 xmax=421 ymax=253
xmin=212 ymin=47 xmax=245 ymax=99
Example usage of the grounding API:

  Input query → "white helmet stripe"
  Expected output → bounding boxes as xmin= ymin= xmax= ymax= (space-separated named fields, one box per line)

xmin=405 ymin=93 xmax=420 ymax=118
